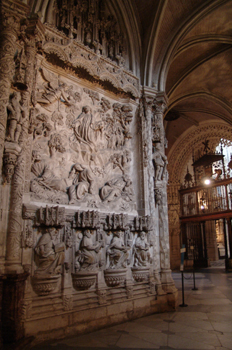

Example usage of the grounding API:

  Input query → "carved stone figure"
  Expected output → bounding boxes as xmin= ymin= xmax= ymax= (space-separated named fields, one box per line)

xmin=107 ymin=231 xmax=129 ymax=269
xmin=6 ymin=92 xmax=24 ymax=143
xmin=133 ymin=231 xmax=151 ymax=267
xmin=30 ymin=134 xmax=71 ymax=199
xmin=34 ymin=227 xmax=65 ymax=276
xmin=76 ymin=230 xmax=103 ymax=271
xmin=37 ymin=81 xmax=70 ymax=106
xmin=152 ymin=143 xmax=168 ymax=181
xmin=72 ymin=106 xmax=96 ymax=151
xmin=100 ymin=176 xmax=127 ymax=202
xmin=68 ymin=163 xmax=95 ymax=203
xmin=28 ymin=110 xmax=52 ymax=139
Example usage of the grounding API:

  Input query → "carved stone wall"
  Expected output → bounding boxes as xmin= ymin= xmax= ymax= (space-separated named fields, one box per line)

xmin=0 ymin=0 xmax=177 ymax=345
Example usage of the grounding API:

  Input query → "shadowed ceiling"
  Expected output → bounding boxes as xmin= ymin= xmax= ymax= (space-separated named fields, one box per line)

xmin=132 ymin=0 xmax=232 ymax=156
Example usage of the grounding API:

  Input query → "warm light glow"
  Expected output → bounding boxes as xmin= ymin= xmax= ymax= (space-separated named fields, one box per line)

xmin=204 ymin=179 xmax=211 ymax=185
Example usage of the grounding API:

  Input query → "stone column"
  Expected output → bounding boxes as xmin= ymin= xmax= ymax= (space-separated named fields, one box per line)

xmin=153 ymin=92 xmax=177 ymax=294
xmin=142 ymin=87 xmax=164 ymax=295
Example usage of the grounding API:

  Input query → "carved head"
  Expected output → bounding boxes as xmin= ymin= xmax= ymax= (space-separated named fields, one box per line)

xmin=140 ymin=231 xmax=145 ymax=240
xmin=47 ymin=227 xmax=57 ymax=239
xmin=11 ymin=91 xmax=21 ymax=103
xmin=114 ymin=231 xmax=122 ymax=238
xmin=84 ymin=230 xmax=92 ymax=238
xmin=82 ymin=106 xmax=90 ymax=114
xmin=73 ymin=163 xmax=84 ymax=172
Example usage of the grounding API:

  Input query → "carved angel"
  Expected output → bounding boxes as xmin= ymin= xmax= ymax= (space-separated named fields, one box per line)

xmin=37 ymin=68 xmax=71 ymax=106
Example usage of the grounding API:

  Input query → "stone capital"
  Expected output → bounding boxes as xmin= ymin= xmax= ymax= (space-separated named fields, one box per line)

xmin=142 ymin=86 xmax=157 ymax=118
xmin=154 ymin=92 xmax=168 ymax=115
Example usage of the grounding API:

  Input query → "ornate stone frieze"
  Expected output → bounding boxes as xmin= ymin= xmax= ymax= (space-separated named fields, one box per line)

xmin=104 ymin=213 xmax=127 ymax=230
xmin=76 ymin=210 xmax=100 ymax=228
xmin=72 ymin=271 xmax=97 ymax=291
xmin=36 ymin=206 xmax=66 ymax=227
xmin=42 ymin=30 xmax=139 ymax=98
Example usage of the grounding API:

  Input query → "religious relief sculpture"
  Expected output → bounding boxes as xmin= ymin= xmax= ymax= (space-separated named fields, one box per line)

xmin=36 ymin=69 xmax=81 ymax=112
xmin=13 ymin=48 xmax=27 ymax=91
xmin=6 ymin=92 xmax=25 ymax=143
xmin=72 ymin=106 xmax=102 ymax=152
xmin=100 ymin=176 xmax=133 ymax=203
xmin=34 ymin=227 xmax=65 ymax=276
xmin=30 ymin=133 xmax=71 ymax=203
xmin=53 ymin=0 xmax=125 ymax=64
xmin=28 ymin=109 xmax=52 ymax=139
xmin=32 ymin=227 xmax=65 ymax=296
xmin=75 ymin=230 xmax=104 ymax=271
xmin=133 ymin=231 xmax=151 ymax=267
xmin=29 ymin=66 xmax=136 ymax=211
xmin=107 ymin=231 xmax=129 ymax=269
xmin=68 ymin=163 xmax=95 ymax=203
xmin=152 ymin=143 xmax=168 ymax=181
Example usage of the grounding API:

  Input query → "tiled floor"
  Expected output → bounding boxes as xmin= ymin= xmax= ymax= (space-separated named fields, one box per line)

xmin=32 ymin=263 xmax=232 ymax=350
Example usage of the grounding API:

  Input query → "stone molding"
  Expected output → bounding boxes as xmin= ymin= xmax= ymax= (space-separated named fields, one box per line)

xmin=42 ymin=25 xmax=140 ymax=98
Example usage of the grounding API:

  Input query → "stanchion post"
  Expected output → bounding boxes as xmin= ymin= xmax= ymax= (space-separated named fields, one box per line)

xmin=179 ymin=245 xmax=188 ymax=307
xmin=191 ymin=244 xmax=198 ymax=291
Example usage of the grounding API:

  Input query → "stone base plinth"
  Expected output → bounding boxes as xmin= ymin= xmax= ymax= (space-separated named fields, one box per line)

xmin=25 ymin=289 xmax=178 ymax=346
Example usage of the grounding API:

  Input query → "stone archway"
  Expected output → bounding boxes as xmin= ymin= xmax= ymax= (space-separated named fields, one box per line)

xmin=167 ymin=121 xmax=232 ymax=269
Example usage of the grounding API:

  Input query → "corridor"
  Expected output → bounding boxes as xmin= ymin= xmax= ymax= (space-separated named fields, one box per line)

xmin=31 ymin=263 xmax=232 ymax=350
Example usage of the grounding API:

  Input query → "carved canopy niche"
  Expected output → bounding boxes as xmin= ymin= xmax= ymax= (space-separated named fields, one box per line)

xmin=31 ymin=0 xmax=139 ymax=98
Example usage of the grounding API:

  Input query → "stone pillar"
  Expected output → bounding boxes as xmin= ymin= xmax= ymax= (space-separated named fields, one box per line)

xmin=0 ymin=15 xmax=20 ymax=179
xmin=5 ymin=20 xmax=43 ymax=273
xmin=1 ymin=14 xmax=43 ymax=345
xmin=153 ymin=92 xmax=177 ymax=294
xmin=142 ymin=87 xmax=164 ymax=295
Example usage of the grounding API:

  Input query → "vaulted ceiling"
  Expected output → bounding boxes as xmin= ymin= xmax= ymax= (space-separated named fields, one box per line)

xmin=130 ymin=0 xmax=232 ymax=157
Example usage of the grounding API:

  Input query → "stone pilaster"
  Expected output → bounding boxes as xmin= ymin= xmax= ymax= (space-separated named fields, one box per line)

xmin=153 ymin=92 xmax=177 ymax=294
xmin=5 ymin=19 xmax=44 ymax=273
xmin=0 ymin=15 xmax=20 ymax=180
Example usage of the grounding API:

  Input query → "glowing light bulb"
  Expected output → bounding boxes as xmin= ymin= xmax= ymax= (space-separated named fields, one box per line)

xmin=204 ymin=179 xmax=210 ymax=185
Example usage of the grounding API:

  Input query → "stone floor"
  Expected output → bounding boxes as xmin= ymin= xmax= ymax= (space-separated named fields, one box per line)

xmin=31 ymin=262 xmax=232 ymax=350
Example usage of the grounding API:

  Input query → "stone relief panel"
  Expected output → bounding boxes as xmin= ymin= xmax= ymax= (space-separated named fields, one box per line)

xmin=23 ymin=206 xmax=155 ymax=295
xmin=52 ymin=0 xmax=125 ymax=66
xmin=27 ymin=66 xmax=136 ymax=213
